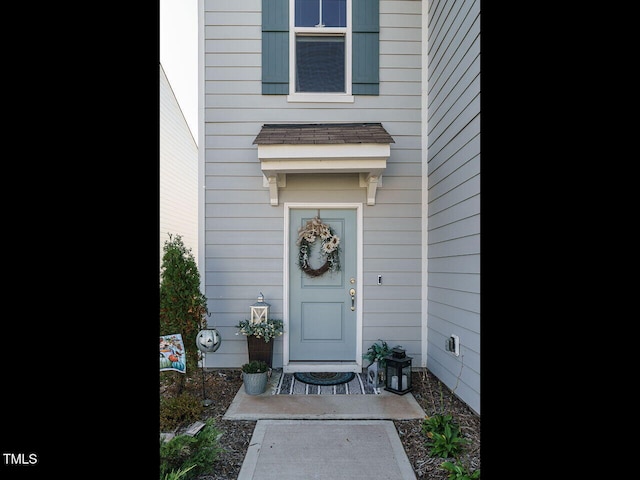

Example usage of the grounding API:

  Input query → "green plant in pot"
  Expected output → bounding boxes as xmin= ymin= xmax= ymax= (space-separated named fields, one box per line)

xmin=363 ymin=339 xmax=403 ymax=368
xmin=241 ymin=360 xmax=270 ymax=395
xmin=363 ymin=339 xmax=402 ymax=387
xmin=236 ymin=318 xmax=284 ymax=368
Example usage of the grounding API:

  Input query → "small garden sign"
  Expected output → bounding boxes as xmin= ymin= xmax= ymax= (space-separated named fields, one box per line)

xmin=160 ymin=333 xmax=186 ymax=373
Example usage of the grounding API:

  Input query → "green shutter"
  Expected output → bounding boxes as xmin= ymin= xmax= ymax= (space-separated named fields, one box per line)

xmin=262 ymin=0 xmax=289 ymax=95
xmin=352 ymin=0 xmax=379 ymax=95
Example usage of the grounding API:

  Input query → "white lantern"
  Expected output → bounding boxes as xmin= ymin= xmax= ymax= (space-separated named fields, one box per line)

xmin=250 ymin=292 xmax=270 ymax=324
xmin=196 ymin=328 xmax=222 ymax=353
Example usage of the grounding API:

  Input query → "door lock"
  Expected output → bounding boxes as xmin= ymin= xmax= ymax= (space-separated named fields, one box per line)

xmin=349 ymin=288 xmax=356 ymax=311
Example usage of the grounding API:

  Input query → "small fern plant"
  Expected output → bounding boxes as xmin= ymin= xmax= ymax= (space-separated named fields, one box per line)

xmin=422 ymin=414 xmax=469 ymax=458
xmin=440 ymin=461 xmax=480 ymax=480
xmin=363 ymin=339 xmax=402 ymax=368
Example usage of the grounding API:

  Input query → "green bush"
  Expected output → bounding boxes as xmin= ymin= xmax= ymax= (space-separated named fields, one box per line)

xmin=160 ymin=392 xmax=203 ymax=432
xmin=160 ymin=234 xmax=208 ymax=376
xmin=160 ymin=418 xmax=223 ymax=480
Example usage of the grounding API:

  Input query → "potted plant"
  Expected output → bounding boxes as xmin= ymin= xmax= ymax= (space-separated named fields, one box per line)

xmin=363 ymin=339 xmax=402 ymax=388
xmin=241 ymin=360 xmax=270 ymax=395
xmin=236 ymin=318 xmax=284 ymax=368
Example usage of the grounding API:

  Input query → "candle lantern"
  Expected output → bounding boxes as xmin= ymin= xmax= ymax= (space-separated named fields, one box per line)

xmin=250 ymin=292 xmax=270 ymax=324
xmin=384 ymin=352 xmax=413 ymax=395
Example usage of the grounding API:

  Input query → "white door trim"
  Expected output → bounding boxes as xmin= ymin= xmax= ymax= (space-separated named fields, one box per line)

xmin=283 ymin=202 xmax=363 ymax=373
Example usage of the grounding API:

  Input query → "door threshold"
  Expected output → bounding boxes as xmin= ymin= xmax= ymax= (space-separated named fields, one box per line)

xmin=283 ymin=362 xmax=361 ymax=373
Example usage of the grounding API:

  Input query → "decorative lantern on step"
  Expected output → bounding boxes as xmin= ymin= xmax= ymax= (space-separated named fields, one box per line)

xmin=384 ymin=348 xmax=413 ymax=395
xmin=250 ymin=292 xmax=270 ymax=324
xmin=246 ymin=292 xmax=275 ymax=367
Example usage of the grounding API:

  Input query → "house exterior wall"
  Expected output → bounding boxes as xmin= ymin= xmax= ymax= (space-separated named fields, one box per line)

xmin=200 ymin=0 xmax=423 ymax=369
xmin=160 ymin=64 xmax=199 ymax=268
xmin=424 ymin=0 xmax=480 ymax=414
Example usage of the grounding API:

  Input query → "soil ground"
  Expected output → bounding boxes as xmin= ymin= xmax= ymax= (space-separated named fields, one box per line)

xmin=161 ymin=368 xmax=480 ymax=479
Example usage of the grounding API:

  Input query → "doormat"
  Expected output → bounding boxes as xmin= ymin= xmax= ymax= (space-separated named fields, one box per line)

xmin=273 ymin=372 xmax=380 ymax=395
xmin=294 ymin=372 xmax=355 ymax=386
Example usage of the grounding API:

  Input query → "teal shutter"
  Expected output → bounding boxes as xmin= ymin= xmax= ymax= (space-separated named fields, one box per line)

xmin=262 ymin=0 xmax=289 ymax=95
xmin=352 ymin=0 xmax=379 ymax=95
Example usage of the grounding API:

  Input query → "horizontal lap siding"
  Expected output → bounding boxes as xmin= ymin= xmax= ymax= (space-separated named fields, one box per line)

xmin=204 ymin=0 xmax=423 ymax=368
xmin=426 ymin=0 xmax=480 ymax=414
xmin=160 ymin=65 xmax=198 ymax=267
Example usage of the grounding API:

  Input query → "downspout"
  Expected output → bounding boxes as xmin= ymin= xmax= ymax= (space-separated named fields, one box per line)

xmin=420 ymin=0 xmax=429 ymax=369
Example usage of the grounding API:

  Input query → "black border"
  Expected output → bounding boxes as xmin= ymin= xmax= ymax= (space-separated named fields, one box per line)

xmin=1 ymin=3 xmax=161 ymax=475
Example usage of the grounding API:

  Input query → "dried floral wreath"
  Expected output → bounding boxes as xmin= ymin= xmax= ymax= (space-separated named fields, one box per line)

xmin=296 ymin=216 xmax=341 ymax=277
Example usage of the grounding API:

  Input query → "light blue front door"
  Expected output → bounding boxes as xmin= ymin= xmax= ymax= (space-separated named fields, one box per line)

xmin=289 ymin=208 xmax=357 ymax=361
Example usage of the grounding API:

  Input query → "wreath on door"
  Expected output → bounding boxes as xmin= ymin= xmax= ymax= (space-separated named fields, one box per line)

xmin=296 ymin=216 xmax=341 ymax=277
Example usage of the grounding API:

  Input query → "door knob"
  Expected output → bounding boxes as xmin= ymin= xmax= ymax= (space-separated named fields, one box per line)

xmin=349 ymin=288 xmax=356 ymax=310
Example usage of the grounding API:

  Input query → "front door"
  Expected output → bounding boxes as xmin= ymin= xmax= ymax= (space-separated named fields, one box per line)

xmin=288 ymin=208 xmax=357 ymax=363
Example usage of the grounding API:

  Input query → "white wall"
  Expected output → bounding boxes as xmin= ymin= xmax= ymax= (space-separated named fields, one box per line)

xmin=160 ymin=63 xmax=199 ymax=268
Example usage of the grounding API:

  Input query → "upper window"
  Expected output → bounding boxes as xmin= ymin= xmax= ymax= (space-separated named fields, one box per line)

xmin=261 ymin=0 xmax=379 ymax=98
xmin=295 ymin=0 xmax=346 ymax=27
xmin=290 ymin=0 xmax=352 ymax=100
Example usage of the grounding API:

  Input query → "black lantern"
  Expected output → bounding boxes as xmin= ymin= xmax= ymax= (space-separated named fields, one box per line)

xmin=384 ymin=353 xmax=413 ymax=395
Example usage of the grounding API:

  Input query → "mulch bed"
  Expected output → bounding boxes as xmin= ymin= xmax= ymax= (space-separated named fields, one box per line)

xmin=161 ymin=368 xmax=480 ymax=479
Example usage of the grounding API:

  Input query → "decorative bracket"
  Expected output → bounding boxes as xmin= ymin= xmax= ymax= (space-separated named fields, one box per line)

xmin=359 ymin=173 xmax=383 ymax=206
xmin=263 ymin=174 xmax=286 ymax=206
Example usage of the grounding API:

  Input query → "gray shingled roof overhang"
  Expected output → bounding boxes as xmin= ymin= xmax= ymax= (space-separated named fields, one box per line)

xmin=254 ymin=123 xmax=394 ymax=206
xmin=253 ymin=123 xmax=395 ymax=145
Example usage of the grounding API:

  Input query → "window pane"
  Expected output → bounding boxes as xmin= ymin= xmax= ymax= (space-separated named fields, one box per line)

xmin=295 ymin=0 xmax=346 ymax=27
xmin=296 ymin=36 xmax=345 ymax=92
xmin=295 ymin=0 xmax=319 ymax=27
xmin=323 ymin=0 xmax=346 ymax=27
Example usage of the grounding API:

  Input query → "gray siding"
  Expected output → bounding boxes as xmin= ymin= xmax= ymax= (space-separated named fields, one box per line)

xmin=425 ymin=0 xmax=480 ymax=414
xmin=160 ymin=64 xmax=199 ymax=268
xmin=202 ymin=0 xmax=423 ymax=369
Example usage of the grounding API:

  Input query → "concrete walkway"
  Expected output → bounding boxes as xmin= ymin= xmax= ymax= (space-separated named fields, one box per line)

xmin=226 ymin=372 xmax=425 ymax=479
xmin=224 ymin=371 xmax=426 ymax=421
xmin=237 ymin=420 xmax=417 ymax=480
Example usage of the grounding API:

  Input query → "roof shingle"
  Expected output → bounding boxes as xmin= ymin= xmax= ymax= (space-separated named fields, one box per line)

xmin=253 ymin=123 xmax=395 ymax=145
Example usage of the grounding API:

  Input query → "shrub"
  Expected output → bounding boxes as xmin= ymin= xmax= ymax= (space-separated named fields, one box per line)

xmin=160 ymin=234 xmax=208 ymax=377
xmin=159 ymin=418 xmax=223 ymax=480
xmin=160 ymin=392 xmax=203 ymax=432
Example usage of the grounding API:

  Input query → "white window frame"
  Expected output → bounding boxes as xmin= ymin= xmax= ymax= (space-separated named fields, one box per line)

xmin=287 ymin=0 xmax=354 ymax=103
